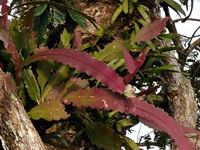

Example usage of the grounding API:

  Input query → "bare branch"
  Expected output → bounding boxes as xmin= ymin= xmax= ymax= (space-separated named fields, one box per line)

xmin=173 ymin=18 xmax=200 ymax=23
xmin=161 ymin=3 xmax=186 ymax=61
xmin=185 ymin=37 xmax=200 ymax=54
xmin=187 ymin=26 xmax=200 ymax=49
xmin=180 ymin=34 xmax=200 ymax=39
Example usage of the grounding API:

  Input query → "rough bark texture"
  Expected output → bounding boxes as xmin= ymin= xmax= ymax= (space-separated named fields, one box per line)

xmin=163 ymin=51 xmax=197 ymax=128
xmin=0 ymin=69 xmax=49 ymax=150
xmin=164 ymin=51 xmax=198 ymax=149
xmin=152 ymin=1 xmax=198 ymax=149
xmin=150 ymin=1 xmax=197 ymax=128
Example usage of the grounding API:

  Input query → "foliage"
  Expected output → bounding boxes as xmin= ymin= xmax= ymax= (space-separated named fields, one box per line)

xmin=0 ymin=0 xmax=199 ymax=150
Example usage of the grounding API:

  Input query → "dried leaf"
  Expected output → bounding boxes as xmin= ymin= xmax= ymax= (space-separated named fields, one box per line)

xmin=21 ymin=7 xmax=35 ymax=30
xmin=0 ymin=22 xmax=9 ymax=48
xmin=73 ymin=29 xmax=82 ymax=51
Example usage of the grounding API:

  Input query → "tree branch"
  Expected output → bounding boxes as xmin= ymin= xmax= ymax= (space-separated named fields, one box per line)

xmin=161 ymin=3 xmax=186 ymax=61
xmin=173 ymin=18 xmax=200 ymax=23
xmin=186 ymin=26 xmax=200 ymax=50
xmin=185 ymin=37 xmax=200 ymax=54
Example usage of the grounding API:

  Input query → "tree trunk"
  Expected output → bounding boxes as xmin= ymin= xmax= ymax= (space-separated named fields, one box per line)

xmin=164 ymin=51 xmax=198 ymax=150
xmin=152 ymin=1 xmax=198 ymax=149
xmin=0 ymin=69 xmax=49 ymax=150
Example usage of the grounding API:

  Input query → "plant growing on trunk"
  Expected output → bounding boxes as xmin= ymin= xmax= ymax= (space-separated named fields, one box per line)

xmin=0 ymin=0 xmax=199 ymax=149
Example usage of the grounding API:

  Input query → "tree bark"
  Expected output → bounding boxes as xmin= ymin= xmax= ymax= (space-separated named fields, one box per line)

xmin=0 ymin=69 xmax=48 ymax=150
xmin=152 ymin=1 xmax=198 ymax=149
xmin=163 ymin=51 xmax=198 ymax=150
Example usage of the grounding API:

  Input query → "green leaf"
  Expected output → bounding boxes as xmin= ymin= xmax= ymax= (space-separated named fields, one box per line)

xmin=149 ymin=65 xmax=178 ymax=74
xmin=37 ymin=61 xmax=52 ymax=92
xmin=147 ymin=40 xmax=156 ymax=51
xmin=34 ymin=9 xmax=50 ymax=45
xmin=98 ymin=40 xmax=132 ymax=62
xmin=121 ymin=30 xmax=128 ymax=40
xmin=11 ymin=27 xmax=28 ymax=52
xmin=41 ymin=65 xmax=69 ymax=101
xmin=11 ymin=27 xmax=36 ymax=58
xmin=24 ymin=33 xmax=37 ymax=59
xmin=130 ymin=30 xmax=136 ymax=40
xmin=112 ymin=59 xmax=125 ymax=70
xmin=143 ymin=57 xmax=156 ymax=70
xmin=116 ymin=118 xmax=133 ymax=132
xmin=147 ymin=94 xmax=164 ymax=104
xmin=129 ymin=4 xmax=134 ymax=14
xmin=35 ymin=4 xmax=48 ymax=16
xmin=133 ymin=21 xmax=140 ymax=32
xmin=137 ymin=5 xmax=151 ymax=23
xmin=52 ymin=6 xmax=66 ymax=26
xmin=143 ymin=76 xmax=164 ymax=82
xmin=86 ymin=122 xmax=122 ymax=150
xmin=137 ymin=19 xmax=148 ymax=26
xmin=66 ymin=4 xmax=86 ymax=29
xmin=46 ymin=78 xmax=89 ymax=100
xmin=28 ymin=99 xmax=69 ymax=121
xmin=22 ymin=68 xmax=40 ymax=102
xmin=59 ymin=28 xmax=72 ymax=48
xmin=0 ymin=50 xmax=12 ymax=64
xmin=159 ymin=33 xmax=179 ymax=40
xmin=117 ymin=118 xmax=133 ymax=127
xmin=185 ymin=133 xmax=198 ymax=138
xmin=123 ymin=137 xmax=140 ymax=150
xmin=157 ymin=47 xmax=181 ymax=53
xmin=111 ymin=5 xmax=123 ymax=24
xmin=165 ymin=0 xmax=186 ymax=16
xmin=123 ymin=0 xmax=129 ymax=14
